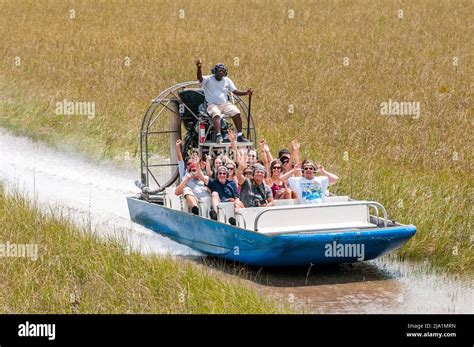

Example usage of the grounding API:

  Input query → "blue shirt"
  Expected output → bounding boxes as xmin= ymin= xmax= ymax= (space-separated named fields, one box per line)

xmin=207 ymin=178 xmax=239 ymax=202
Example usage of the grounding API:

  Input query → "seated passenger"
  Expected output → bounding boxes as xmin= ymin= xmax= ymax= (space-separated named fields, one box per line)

xmin=206 ymin=155 xmax=224 ymax=179
xmin=260 ymin=140 xmax=294 ymax=200
xmin=278 ymin=139 xmax=300 ymax=174
xmin=237 ymin=154 xmax=274 ymax=208
xmin=247 ymin=149 xmax=258 ymax=168
xmin=175 ymin=155 xmax=210 ymax=215
xmin=287 ymin=160 xmax=339 ymax=204
xmin=267 ymin=159 xmax=292 ymax=200
xmin=195 ymin=162 xmax=244 ymax=220
xmin=225 ymin=160 xmax=239 ymax=187
xmin=278 ymin=148 xmax=291 ymax=173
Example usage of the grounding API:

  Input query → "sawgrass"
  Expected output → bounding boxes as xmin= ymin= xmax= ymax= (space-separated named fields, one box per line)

xmin=0 ymin=0 xmax=472 ymax=272
xmin=0 ymin=186 xmax=285 ymax=313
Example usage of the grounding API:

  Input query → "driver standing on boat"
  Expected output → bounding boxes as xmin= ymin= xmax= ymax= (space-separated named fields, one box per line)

xmin=194 ymin=158 xmax=244 ymax=222
xmin=287 ymin=160 xmax=340 ymax=204
xmin=196 ymin=59 xmax=252 ymax=144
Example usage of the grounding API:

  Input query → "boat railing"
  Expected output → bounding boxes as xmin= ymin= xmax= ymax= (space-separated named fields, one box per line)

xmin=217 ymin=205 xmax=227 ymax=223
xmin=252 ymin=201 xmax=388 ymax=232
xmin=234 ymin=211 xmax=247 ymax=229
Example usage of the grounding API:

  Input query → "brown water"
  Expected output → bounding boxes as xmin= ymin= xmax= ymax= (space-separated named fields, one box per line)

xmin=2 ymin=130 xmax=472 ymax=314
xmin=231 ymin=256 xmax=473 ymax=313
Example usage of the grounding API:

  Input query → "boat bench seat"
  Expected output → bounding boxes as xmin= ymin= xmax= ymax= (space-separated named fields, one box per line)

xmin=235 ymin=201 xmax=377 ymax=234
xmin=216 ymin=202 xmax=235 ymax=223
xmin=165 ymin=187 xmax=184 ymax=211
xmin=272 ymin=196 xmax=350 ymax=207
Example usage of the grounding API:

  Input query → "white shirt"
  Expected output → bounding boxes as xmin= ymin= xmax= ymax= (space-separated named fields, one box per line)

xmin=288 ymin=176 xmax=329 ymax=204
xmin=201 ymin=75 xmax=237 ymax=105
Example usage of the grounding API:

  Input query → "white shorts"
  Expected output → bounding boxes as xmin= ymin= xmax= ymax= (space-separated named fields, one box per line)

xmin=207 ymin=102 xmax=240 ymax=118
xmin=182 ymin=187 xmax=196 ymax=198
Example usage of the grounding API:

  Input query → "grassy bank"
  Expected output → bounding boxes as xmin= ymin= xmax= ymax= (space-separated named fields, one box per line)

xmin=0 ymin=0 xmax=472 ymax=272
xmin=0 ymin=187 xmax=284 ymax=313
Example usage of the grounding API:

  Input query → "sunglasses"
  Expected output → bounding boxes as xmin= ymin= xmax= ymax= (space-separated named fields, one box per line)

xmin=218 ymin=172 xmax=227 ymax=176
xmin=272 ymin=166 xmax=282 ymax=170
xmin=304 ymin=167 xmax=315 ymax=171
xmin=226 ymin=167 xmax=235 ymax=171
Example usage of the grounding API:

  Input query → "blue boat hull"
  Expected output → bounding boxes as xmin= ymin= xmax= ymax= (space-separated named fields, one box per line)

xmin=127 ymin=197 xmax=416 ymax=267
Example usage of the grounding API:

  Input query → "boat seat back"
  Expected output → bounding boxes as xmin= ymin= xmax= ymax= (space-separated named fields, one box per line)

xmin=165 ymin=187 xmax=183 ymax=211
xmin=217 ymin=202 xmax=235 ymax=223
xmin=237 ymin=202 xmax=374 ymax=234
xmin=325 ymin=196 xmax=350 ymax=203
xmin=235 ymin=207 xmax=261 ymax=229
xmin=273 ymin=199 xmax=298 ymax=206
xmin=272 ymin=196 xmax=350 ymax=207
xmin=198 ymin=197 xmax=212 ymax=218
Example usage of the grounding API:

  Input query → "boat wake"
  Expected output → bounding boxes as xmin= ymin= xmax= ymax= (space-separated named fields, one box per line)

xmin=0 ymin=129 xmax=199 ymax=257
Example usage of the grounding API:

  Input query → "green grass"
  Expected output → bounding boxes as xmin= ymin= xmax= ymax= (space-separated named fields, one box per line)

xmin=0 ymin=0 xmax=472 ymax=273
xmin=0 ymin=187 xmax=285 ymax=313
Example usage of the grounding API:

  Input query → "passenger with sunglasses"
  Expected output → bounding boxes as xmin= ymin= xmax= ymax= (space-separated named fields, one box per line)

xmin=206 ymin=155 xmax=224 ymax=179
xmin=287 ymin=160 xmax=339 ymax=204
xmin=195 ymin=159 xmax=243 ymax=220
xmin=225 ymin=160 xmax=239 ymax=187
xmin=175 ymin=154 xmax=210 ymax=215
xmin=265 ymin=159 xmax=293 ymax=200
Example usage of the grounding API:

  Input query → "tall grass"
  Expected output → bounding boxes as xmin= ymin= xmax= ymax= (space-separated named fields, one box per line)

xmin=0 ymin=187 xmax=285 ymax=313
xmin=0 ymin=0 xmax=472 ymax=272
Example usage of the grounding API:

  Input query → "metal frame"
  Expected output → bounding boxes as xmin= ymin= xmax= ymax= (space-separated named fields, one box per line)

xmin=139 ymin=81 xmax=257 ymax=192
xmin=217 ymin=205 xmax=227 ymax=223
xmin=253 ymin=201 xmax=388 ymax=231
xmin=234 ymin=211 xmax=247 ymax=229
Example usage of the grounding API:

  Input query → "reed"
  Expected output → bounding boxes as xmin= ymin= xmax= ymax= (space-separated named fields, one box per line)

xmin=0 ymin=0 xmax=471 ymax=272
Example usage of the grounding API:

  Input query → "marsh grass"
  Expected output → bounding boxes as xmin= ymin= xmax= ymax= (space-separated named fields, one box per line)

xmin=0 ymin=0 xmax=472 ymax=272
xmin=0 ymin=187 xmax=285 ymax=313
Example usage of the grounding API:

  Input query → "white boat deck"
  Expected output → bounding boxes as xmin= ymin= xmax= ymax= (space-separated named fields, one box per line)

xmin=163 ymin=187 xmax=386 ymax=234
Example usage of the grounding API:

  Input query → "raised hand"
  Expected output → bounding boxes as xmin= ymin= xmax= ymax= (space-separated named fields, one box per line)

xmin=228 ymin=129 xmax=236 ymax=143
xmin=191 ymin=152 xmax=200 ymax=164
xmin=239 ymin=149 xmax=248 ymax=168
xmin=195 ymin=58 xmax=202 ymax=68
xmin=290 ymin=139 xmax=300 ymax=151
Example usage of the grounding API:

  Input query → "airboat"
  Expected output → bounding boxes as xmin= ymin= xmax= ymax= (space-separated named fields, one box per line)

xmin=126 ymin=81 xmax=416 ymax=267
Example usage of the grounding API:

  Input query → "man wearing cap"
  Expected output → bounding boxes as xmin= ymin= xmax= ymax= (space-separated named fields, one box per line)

xmin=196 ymin=58 xmax=252 ymax=144
xmin=279 ymin=139 xmax=301 ymax=174
xmin=195 ymin=161 xmax=243 ymax=220
xmin=175 ymin=154 xmax=210 ymax=215
xmin=287 ymin=160 xmax=339 ymax=204
xmin=237 ymin=154 xmax=274 ymax=208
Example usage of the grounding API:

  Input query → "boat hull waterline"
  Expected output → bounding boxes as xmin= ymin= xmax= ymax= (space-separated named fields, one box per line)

xmin=127 ymin=197 xmax=416 ymax=267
